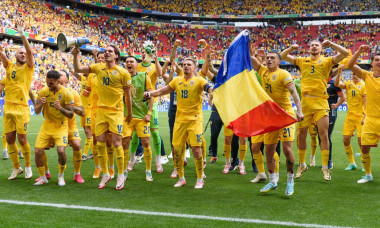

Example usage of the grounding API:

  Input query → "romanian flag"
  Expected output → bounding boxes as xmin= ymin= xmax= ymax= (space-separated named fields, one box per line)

xmin=213 ymin=30 xmax=297 ymax=137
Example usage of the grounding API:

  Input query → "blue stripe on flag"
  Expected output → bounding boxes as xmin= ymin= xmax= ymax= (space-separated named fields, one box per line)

xmin=214 ymin=30 xmax=253 ymax=90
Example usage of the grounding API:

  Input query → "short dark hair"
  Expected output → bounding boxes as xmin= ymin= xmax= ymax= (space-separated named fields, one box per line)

xmin=97 ymin=51 xmax=105 ymax=57
xmin=47 ymin=70 xmax=60 ymax=80
xmin=268 ymin=51 xmax=281 ymax=60
xmin=184 ymin=57 xmax=197 ymax=66
xmin=371 ymin=53 xmax=380 ymax=61
xmin=126 ymin=56 xmax=138 ymax=62
xmin=60 ymin=69 xmax=70 ymax=80
xmin=108 ymin=45 xmax=120 ymax=63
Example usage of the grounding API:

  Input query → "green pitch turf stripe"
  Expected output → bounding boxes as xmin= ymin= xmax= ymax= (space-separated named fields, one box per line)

xmin=0 ymin=199 xmax=351 ymax=228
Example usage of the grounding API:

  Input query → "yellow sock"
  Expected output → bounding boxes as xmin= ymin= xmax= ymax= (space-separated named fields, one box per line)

xmin=361 ymin=152 xmax=371 ymax=174
xmin=19 ymin=143 xmax=31 ymax=167
xmin=344 ymin=145 xmax=355 ymax=164
xmin=123 ymin=149 xmax=129 ymax=171
xmin=93 ymin=144 xmax=100 ymax=166
xmin=224 ymin=144 xmax=231 ymax=161
xmin=83 ymin=137 xmax=92 ymax=156
xmin=310 ymin=134 xmax=317 ymax=156
xmin=73 ymin=149 xmax=82 ymax=173
xmin=2 ymin=133 xmax=7 ymax=149
xmin=107 ymin=146 xmax=115 ymax=168
xmin=97 ymin=142 xmax=108 ymax=174
xmin=253 ymin=152 xmax=265 ymax=173
xmin=298 ymin=149 xmax=306 ymax=164
xmin=321 ymin=150 xmax=329 ymax=167
xmin=143 ymin=146 xmax=152 ymax=171
xmin=194 ymin=156 xmax=203 ymax=179
xmin=201 ymin=136 xmax=206 ymax=159
xmin=115 ymin=145 xmax=124 ymax=175
xmin=239 ymin=143 xmax=247 ymax=162
xmin=274 ymin=153 xmax=280 ymax=173
xmin=174 ymin=146 xmax=184 ymax=178
xmin=8 ymin=143 xmax=20 ymax=169
xmin=42 ymin=152 xmax=49 ymax=171
xmin=37 ymin=167 xmax=45 ymax=177
xmin=58 ymin=164 xmax=66 ymax=174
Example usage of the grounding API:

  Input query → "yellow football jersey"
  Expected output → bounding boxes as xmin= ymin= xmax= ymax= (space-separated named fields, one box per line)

xmin=137 ymin=62 xmax=158 ymax=89
xmin=168 ymin=76 xmax=207 ymax=121
xmin=37 ymin=86 xmax=74 ymax=124
xmin=296 ymin=56 xmax=334 ymax=98
xmin=1 ymin=61 xmax=34 ymax=106
xmin=258 ymin=65 xmax=294 ymax=113
xmin=344 ymin=80 xmax=366 ymax=117
xmin=89 ymin=63 xmax=131 ymax=111
xmin=86 ymin=73 xmax=98 ymax=109
xmin=80 ymin=75 xmax=92 ymax=109
xmin=361 ymin=70 xmax=380 ymax=118
xmin=67 ymin=87 xmax=82 ymax=128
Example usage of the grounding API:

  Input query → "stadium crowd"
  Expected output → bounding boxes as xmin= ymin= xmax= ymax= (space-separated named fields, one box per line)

xmin=99 ymin=0 xmax=379 ymax=15
xmin=1 ymin=0 xmax=379 ymax=62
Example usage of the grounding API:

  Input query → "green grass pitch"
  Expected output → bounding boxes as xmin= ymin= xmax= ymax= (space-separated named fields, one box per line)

xmin=0 ymin=111 xmax=379 ymax=227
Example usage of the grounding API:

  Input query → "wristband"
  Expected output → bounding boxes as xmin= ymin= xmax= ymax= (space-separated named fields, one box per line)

xmin=147 ymin=111 xmax=152 ymax=115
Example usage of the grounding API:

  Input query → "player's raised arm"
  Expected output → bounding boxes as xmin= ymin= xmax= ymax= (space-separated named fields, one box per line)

xmin=154 ymin=54 xmax=162 ymax=78
xmin=334 ymin=64 xmax=346 ymax=89
xmin=347 ymin=45 xmax=370 ymax=78
xmin=249 ymin=44 xmax=262 ymax=71
xmin=72 ymin=47 xmax=90 ymax=74
xmin=280 ymin=44 xmax=298 ymax=65
xmin=16 ymin=21 xmax=34 ymax=68
xmin=322 ymin=40 xmax=349 ymax=64
xmin=143 ymin=86 xmax=173 ymax=99
xmin=203 ymin=43 xmax=218 ymax=81
xmin=0 ymin=44 xmax=9 ymax=68
xmin=170 ymin=39 xmax=181 ymax=63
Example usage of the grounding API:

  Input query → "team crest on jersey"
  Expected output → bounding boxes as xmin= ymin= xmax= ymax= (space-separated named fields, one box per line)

xmin=147 ymin=67 xmax=152 ymax=71
xmin=113 ymin=70 xmax=118 ymax=76
xmin=327 ymin=84 xmax=331 ymax=88
xmin=271 ymin=75 xmax=277 ymax=81
xmin=357 ymin=85 xmax=361 ymax=89
xmin=190 ymin=80 xmax=195 ymax=86
xmin=318 ymin=60 xmax=322 ymax=64
xmin=57 ymin=94 xmax=62 ymax=101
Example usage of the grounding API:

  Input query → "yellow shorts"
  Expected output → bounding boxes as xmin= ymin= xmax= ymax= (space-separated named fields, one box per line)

xmin=360 ymin=116 xmax=380 ymax=146
xmin=265 ymin=123 xmax=296 ymax=144
xmin=251 ymin=134 xmax=264 ymax=144
xmin=35 ymin=120 xmax=69 ymax=148
xmin=299 ymin=98 xmax=329 ymax=128
xmin=80 ymin=108 xmax=92 ymax=128
xmin=224 ymin=126 xmax=234 ymax=137
xmin=91 ymin=108 xmax=98 ymax=135
xmin=251 ymin=124 xmax=295 ymax=144
xmin=343 ymin=114 xmax=363 ymax=137
xmin=123 ymin=118 xmax=150 ymax=138
xmin=68 ymin=126 xmax=81 ymax=142
xmin=95 ymin=108 xmax=124 ymax=136
xmin=172 ymin=120 xmax=203 ymax=147
xmin=3 ymin=103 xmax=30 ymax=134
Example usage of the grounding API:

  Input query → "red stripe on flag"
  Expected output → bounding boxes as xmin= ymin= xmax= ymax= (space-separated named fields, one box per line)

xmin=227 ymin=100 xmax=297 ymax=137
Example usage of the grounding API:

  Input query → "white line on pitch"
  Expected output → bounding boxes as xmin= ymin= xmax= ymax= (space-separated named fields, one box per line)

xmin=0 ymin=199 xmax=351 ymax=228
